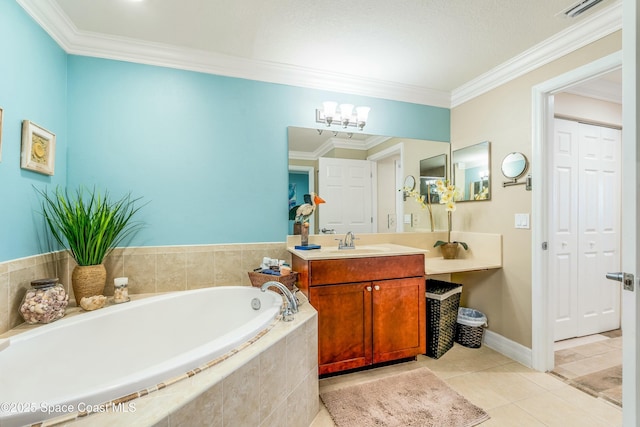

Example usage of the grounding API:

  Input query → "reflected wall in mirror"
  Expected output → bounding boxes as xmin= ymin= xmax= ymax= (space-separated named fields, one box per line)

xmin=419 ymin=154 xmax=447 ymax=204
xmin=501 ymin=152 xmax=528 ymax=179
xmin=452 ymin=141 xmax=491 ymax=202
xmin=288 ymin=126 xmax=450 ymax=235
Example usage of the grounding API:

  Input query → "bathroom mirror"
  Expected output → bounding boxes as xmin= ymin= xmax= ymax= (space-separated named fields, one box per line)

xmin=288 ymin=126 xmax=450 ymax=234
xmin=501 ymin=152 xmax=528 ymax=179
xmin=419 ymin=154 xmax=447 ymax=204
xmin=452 ymin=141 xmax=491 ymax=202
xmin=404 ymin=175 xmax=416 ymax=191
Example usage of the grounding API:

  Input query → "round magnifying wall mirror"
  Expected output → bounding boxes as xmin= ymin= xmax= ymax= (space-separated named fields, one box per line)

xmin=501 ymin=152 xmax=528 ymax=179
xmin=404 ymin=175 xmax=416 ymax=191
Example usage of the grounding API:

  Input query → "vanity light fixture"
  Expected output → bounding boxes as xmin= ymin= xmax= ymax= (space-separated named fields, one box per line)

xmin=316 ymin=102 xmax=370 ymax=130
xmin=316 ymin=129 xmax=353 ymax=138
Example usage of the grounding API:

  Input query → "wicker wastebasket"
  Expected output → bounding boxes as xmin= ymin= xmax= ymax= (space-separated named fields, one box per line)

xmin=455 ymin=307 xmax=487 ymax=348
xmin=425 ymin=279 xmax=462 ymax=359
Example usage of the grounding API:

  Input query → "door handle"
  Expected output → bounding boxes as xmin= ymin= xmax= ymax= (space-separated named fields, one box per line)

xmin=606 ymin=272 xmax=635 ymax=292
xmin=606 ymin=272 xmax=624 ymax=282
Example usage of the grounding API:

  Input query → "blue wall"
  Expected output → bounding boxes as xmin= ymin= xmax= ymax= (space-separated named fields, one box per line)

xmin=1 ymin=3 xmax=450 ymax=262
xmin=65 ymin=57 xmax=450 ymax=249
xmin=0 ymin=1 xmax=67 ymax=262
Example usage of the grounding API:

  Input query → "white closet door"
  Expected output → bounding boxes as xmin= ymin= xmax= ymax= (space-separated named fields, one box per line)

xmin=553 ymin=119 xmax=621 ymax=341
xmin=318 ymin=157 xmax=373 ymax=234
xmin=552 ymin=119 xmax=580 ymax=341
xmin=576 ymin=123 xmax=621 ymax=336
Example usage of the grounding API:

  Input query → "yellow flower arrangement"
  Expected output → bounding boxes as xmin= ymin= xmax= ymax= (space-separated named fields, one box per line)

xmin=402 ymin=180 xmax=468 ymax=251
xmin=433 ymin=180 xmax=468 ymax=250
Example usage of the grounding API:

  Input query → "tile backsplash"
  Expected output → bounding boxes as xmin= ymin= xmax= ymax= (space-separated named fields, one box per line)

xmin=0 ymin=242 xmax=290 ymax=335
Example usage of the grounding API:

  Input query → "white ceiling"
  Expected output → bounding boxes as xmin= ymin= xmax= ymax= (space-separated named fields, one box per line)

xmin=288 ymin=127 xmax=386 ymax=159
xmin=18 ymin=0 xmax=622 ymax=107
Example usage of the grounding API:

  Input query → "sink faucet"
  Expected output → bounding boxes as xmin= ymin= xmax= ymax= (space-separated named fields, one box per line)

xmin=260 ymin=281 xmax=299 ymax=321
xmin=337 ymin=231 xmax=357 ymax=249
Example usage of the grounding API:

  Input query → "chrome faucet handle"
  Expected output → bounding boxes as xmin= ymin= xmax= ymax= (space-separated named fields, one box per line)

xmin=282 ymin=306 xmax=295 ymax=322
xmin=260 ymin=281 xmax=298 ymax=320
xmin=343 ymin=231 xmax=357 ymax=248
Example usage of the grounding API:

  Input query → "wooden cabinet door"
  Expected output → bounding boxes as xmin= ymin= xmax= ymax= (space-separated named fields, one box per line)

xmin=372 ymin=277 xmax=426 ymax=364
xmin=309 ymin=282 xmax=372 ymax=375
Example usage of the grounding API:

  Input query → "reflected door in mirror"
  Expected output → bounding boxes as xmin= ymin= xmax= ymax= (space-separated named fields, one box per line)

xmin=318 ymin=157 xmax=374 ymax=234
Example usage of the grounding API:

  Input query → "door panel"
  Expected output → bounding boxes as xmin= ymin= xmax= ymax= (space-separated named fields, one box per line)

xmin=553 ymin=119 xmax=580 ymax=341
xmin=577 ymin=123 xmax=621 ymax=336
xmin=310 ymin=282 xmax=372 ymax=375
xmin=372 ymin=278 xmax=426 ymax=363
xmin=553 ymin=119 xmax=621 ymax=341
xmin=620 ymin=8 xmax=638 ymax=417
xmin=318 ymin=157 xmax=373 ymax=234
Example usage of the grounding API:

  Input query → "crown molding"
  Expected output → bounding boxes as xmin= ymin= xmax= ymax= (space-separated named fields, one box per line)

xmin=17 ymin=0 xmax=451 ymax=108
xmin=450 ymin=1 xmax=622 ymax=108
xmin=364 ymin=135 xmax=393 ymax=150
xmin=288 ymin=151 xmax=319 ymax=161
xmin=288 ymin=135 xmax=391 ymax=161
xmin=18 ymin=0 xmax=622 ymax=110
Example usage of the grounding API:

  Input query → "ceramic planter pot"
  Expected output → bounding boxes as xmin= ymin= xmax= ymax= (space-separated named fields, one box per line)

xmin=440 ymin=242 xmax=459 ymax=259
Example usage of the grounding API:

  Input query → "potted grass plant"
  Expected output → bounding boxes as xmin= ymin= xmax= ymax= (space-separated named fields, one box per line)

xmin=36 ymin=186 xmax=145 ymax=304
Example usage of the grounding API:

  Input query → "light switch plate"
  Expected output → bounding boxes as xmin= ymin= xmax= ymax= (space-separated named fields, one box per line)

xmin=388 ymin=214 xmax=396 ymax=228
xmin=515 ymin=213 xmax=530 ymax=229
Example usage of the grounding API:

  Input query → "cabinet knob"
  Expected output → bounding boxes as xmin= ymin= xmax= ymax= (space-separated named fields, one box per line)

xmin=366 ymin=286 xmax=372 ymax=292
xmin=374 ymin=285 xmax=380 ymax=291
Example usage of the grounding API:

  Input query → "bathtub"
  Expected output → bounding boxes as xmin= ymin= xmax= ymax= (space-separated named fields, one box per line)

xmin=0 ymin=286 xmax=283 ymax=427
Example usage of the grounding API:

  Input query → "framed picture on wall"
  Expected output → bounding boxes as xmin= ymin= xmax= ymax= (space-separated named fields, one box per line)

xmin=21 ymin=120 xmax=56 ymax=175
xmin=0 ymin=107 xmax=3 ymax=162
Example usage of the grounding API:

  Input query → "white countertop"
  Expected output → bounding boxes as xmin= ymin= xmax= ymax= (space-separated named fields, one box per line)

xmin=286 ymin=232 xmax=502 ymax=275
xmin=425 ymin=258 xmax=503 ymax=275
xmin=287 ymin=243 xmax=428 ymax=261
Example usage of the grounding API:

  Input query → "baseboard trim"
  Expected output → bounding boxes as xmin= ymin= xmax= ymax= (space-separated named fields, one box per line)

xmin=483 ymin=329 xmax=533 ymax=369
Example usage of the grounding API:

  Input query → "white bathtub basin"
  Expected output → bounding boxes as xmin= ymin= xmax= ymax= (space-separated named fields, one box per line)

xmin=0 ymin=286 xmax=282 ymax=427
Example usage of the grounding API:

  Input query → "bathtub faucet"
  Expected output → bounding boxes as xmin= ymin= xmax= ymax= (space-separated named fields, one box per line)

xmin=260 ymin=281 xmax=299 ymax=321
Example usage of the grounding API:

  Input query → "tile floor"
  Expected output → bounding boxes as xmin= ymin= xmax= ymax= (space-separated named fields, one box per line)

xmin=551 ymin=330 xmax=622 ymax=407
xmin=310 ymin=344 xmax=623 ymax=427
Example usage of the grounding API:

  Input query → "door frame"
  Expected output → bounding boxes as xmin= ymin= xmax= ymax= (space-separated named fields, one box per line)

xmin=288 ymin=165 xmax=316 ymax=232
xmin=368 ymin=143 xmax=405 ymax=232
xmin=531 ymin=51 xmax=622 ymax=372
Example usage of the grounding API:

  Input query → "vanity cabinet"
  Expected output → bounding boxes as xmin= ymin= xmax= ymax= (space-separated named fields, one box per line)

xmin=292 ymin=254 xmax=426 ymax=375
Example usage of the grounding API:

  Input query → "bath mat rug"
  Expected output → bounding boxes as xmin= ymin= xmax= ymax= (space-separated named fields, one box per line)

xmin=320 ymin=367 xmax=489 ymax=427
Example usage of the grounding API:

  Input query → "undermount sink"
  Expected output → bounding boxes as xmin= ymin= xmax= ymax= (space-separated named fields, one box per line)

xmin=325 ymin=246 xmax=389 ymax=255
